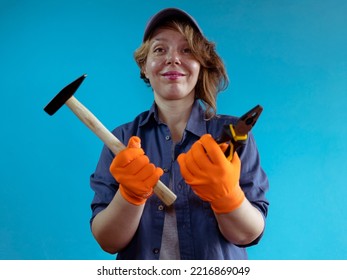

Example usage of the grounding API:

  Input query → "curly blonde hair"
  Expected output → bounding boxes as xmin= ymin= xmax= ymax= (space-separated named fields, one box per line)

xmin=134 ymin=21 xmax=229 ymax=118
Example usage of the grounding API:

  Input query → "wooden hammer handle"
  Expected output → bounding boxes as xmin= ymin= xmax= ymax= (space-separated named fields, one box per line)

xmin=65 ymin=96 xmax=177 ymax=206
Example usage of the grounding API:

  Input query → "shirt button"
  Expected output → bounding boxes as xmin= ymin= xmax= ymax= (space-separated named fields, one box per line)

xmin=165 ymin=135 xmax=171 ymax=141
xmin=158 ymin=205 xmax=164 ymax=211
xmin=163 ymin=168 xmax=169 ymax=173
xmin=153 ymin=248 xmax=160 ymax=254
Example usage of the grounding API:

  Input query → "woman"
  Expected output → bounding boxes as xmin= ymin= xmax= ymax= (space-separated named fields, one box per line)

xmin=90 ymin=8 xmax=269 ymax=260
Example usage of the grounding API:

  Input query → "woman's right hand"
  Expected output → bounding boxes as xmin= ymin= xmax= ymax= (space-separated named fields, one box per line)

xmin=109 ymin=136 xmax=163 ymax=205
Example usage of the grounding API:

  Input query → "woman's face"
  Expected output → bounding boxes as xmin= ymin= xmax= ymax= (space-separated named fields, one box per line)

xmin=143 ymin=27 xmax=201 ymax=103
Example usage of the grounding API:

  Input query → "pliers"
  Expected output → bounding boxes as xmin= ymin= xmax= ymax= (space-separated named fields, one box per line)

xmin=216 ymin=105 xmax=263 ymax=160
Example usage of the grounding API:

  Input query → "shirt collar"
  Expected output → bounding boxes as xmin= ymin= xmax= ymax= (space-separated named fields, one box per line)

xmin=139 ymin=99 xmax=207 ymax=137
xmin=139 ymin=102 xmax=160 ymax=127
xmin=185 ymin=100 xmax=207 ymax=137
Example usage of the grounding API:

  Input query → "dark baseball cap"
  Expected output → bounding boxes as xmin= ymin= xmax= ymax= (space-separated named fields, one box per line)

xmin=143 ymin=8 xmax=203 ymax=42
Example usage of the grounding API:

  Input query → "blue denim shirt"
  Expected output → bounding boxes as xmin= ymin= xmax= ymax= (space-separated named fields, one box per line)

xmin=90 ymin=100 xmax=269 ymax=260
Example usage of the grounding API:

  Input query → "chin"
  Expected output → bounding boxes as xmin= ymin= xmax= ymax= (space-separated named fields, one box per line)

xmin=154 ymin=87 xmax=195 ymax=102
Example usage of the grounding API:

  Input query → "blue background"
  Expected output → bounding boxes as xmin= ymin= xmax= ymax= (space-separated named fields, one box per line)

xmin=0 ymin=0 xmax=346 ymax=260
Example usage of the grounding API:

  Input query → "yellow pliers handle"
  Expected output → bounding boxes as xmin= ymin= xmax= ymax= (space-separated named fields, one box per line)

xmin=216 ymin=105 xmax=263 ymax=161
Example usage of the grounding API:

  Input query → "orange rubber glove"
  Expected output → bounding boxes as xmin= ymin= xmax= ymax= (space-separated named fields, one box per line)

xmin=109 ymin=136 xmax=163 ymax=205
xmin=177 ymin=134 xmax=245 ymax=214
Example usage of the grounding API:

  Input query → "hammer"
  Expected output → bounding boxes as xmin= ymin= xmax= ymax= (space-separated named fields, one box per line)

xmin=44 ymin=74 xmax=177 ymax=206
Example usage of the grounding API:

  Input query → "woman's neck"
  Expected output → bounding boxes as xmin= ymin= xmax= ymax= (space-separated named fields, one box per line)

xmin=155 ymin=98 xmax=194 ymax=143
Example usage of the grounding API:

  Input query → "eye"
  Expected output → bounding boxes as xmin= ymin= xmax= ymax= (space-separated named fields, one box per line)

xmin=182 ymin=48 xmax=192 ymax=54
xmin=153 ymin=47 xmax=165 ymax=53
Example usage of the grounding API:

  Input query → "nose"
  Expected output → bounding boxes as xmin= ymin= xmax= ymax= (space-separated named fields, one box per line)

xmin=166 ymin=50 xmax=181 ymax=65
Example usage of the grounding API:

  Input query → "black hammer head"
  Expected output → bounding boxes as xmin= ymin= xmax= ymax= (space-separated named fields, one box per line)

xmin=44 ymin=74 xmax=87 ymax=116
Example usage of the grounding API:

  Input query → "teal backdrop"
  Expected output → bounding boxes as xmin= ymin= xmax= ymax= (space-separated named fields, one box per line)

xmin=1 ymin=0 xmax=346 ymax=260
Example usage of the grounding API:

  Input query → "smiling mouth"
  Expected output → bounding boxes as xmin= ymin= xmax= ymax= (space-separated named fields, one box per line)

xmin=162 ymin=71 xmax=185 ymax=80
